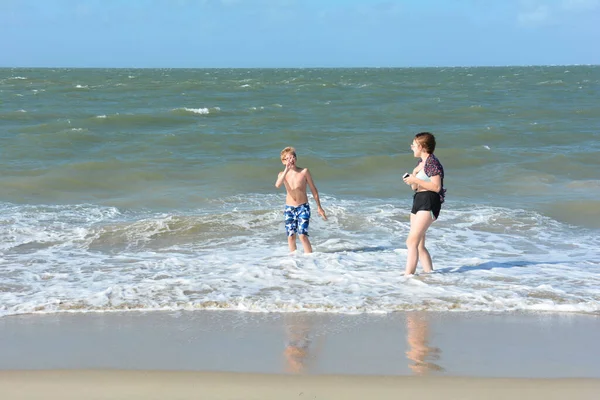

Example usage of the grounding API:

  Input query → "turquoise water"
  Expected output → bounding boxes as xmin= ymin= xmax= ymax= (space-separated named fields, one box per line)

xmin=1 ymin=67 xmax=599 ymax=316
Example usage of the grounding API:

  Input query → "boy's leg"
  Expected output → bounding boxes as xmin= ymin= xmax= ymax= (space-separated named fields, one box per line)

xmin=298 ymin=234 xmax=312 ymax=254
xmin=284 ymin=206 xmax=298 ymax=252
xmin=297 ymin=204 xmax=312 ymax=253
xmin=288 ymin=234 xmax=297 ymax=252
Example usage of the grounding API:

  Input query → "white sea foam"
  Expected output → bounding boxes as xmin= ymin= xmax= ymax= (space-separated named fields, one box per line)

xmin=537 ymin=80 xmax=564 ymax=85
xmin=184 ymin=107 xmax=209 ymax=114
xmin=174 ymin=107 xmax=221 ymax=115
xmin=0 ymin=197 xmax=598 ymax=318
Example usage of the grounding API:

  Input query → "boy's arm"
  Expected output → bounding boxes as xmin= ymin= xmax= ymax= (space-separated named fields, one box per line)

xmin=275 ymin=170 xmax=287 ymax=188
xmin=305 ymin=169 xmax=327 ymax=220
xmin=275 ymin=158 xmax=294 ymax=188
xmin=275 ymin=165 xmax=292 ymax=188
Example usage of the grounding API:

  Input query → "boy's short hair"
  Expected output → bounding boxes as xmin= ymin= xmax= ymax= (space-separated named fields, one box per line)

xmin=280 ymin=147 xmax=296 ymax=160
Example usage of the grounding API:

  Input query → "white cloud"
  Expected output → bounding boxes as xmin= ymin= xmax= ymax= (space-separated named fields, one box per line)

xmin=517 ymin=0 xmax=599 ymax=27
xmin=74 ymin=3 xmax=93 ymax=18
xmin=220 ymin=0 xmax=243 ymax=5
xmin=517 ymin=5 xmax=551 ymax=26
xmin=219 ymin=0 xmax=297 ymax=6
xmin=561 ymin=0 xmax=599 ymax=11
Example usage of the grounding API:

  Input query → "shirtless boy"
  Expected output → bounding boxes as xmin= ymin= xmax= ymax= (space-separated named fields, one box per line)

xmin=275 ymin=147 xmax=327 ymax=253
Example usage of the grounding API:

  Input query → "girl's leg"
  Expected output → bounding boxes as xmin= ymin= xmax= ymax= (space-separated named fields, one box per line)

xmin=418 ymin=233 xmax=433 ymax=273
xmin=405 ymin=211 xmax=434 ymax=275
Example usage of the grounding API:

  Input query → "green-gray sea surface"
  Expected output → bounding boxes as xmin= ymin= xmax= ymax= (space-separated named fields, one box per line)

xmin=0 ymin=67 xmax=598 ymax=317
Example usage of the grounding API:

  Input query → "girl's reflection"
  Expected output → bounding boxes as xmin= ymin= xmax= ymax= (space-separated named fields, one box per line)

xmin=406 ymin=312 xmax=444 ymax=375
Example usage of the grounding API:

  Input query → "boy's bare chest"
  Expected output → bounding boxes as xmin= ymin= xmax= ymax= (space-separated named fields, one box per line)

xmin=285 ymin=172 xmax=306 ymax=189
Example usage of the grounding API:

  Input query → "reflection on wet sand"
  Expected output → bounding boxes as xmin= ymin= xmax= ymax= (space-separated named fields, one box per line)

xmin=283 ymin=314 xmax=321 ymax=374
xmin=406 ymin=312 xmax=444 ymax=375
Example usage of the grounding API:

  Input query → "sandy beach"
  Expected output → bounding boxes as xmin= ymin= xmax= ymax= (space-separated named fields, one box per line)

xmin=2 ymin=370 xmax=600 ymax=400
xmin=1 ymin=311 xmax=599 ymax=399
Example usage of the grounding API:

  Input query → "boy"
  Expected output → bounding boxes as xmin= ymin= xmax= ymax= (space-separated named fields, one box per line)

xmin=275 ymin=147 xmax=327 ymax=253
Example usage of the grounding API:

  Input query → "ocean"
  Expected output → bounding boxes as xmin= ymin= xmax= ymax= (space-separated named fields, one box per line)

xmin=1 ymin=66 xmax=599 ymax=317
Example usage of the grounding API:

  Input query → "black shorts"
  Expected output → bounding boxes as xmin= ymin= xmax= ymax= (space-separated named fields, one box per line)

xmin=411 ymin=191 xmax=441 ymax=220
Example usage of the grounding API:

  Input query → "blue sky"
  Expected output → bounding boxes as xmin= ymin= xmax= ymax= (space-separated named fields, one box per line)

xmin=1 ymin=0 xmax=598 ymax=67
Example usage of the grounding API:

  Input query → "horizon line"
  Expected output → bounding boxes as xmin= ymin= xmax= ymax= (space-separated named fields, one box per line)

xmin=1 ymin=63 xmax=599 ymax=70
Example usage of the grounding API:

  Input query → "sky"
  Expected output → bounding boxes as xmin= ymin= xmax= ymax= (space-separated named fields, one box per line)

xmin=1 ymin=0 xmax=599 ymax=68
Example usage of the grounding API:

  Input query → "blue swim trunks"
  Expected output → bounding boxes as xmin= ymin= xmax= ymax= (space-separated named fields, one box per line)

xmin=284 ymin=203 xmax=311 ymax=237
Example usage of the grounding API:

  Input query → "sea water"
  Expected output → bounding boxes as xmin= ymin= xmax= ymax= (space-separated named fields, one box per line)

xmin=1 ymin=66 xmax=599 ymax=316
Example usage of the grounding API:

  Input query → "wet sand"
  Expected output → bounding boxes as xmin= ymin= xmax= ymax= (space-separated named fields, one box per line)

xmin=1 ymin=311 xmax=599 ymax=399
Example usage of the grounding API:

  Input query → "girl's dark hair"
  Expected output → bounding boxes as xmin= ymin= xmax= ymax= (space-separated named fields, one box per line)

xmin=415 ymin=132 xmax=436 ymax=153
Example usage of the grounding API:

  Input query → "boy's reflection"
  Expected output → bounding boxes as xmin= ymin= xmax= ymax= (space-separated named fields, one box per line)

xmin=406 ymin=312 xmax=444 ymax=375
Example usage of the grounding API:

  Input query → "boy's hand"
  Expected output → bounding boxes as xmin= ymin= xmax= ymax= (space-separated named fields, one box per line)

xmin=284 ymin=156 xmax=295 ymax=171
xmin=318 ymin=207 xmax=327 ymax=221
